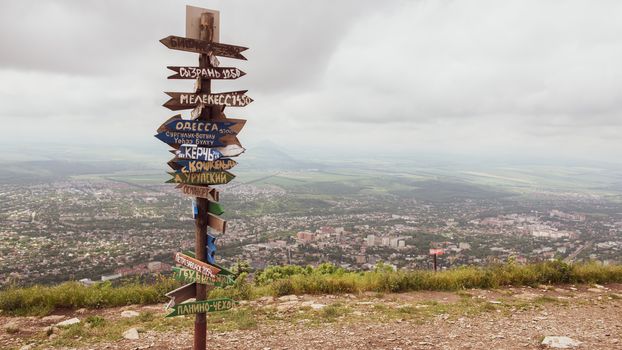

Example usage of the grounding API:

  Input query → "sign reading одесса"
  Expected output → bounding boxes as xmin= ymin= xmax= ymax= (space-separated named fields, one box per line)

xmin=158 ymin=116 xmax=246 ymax=135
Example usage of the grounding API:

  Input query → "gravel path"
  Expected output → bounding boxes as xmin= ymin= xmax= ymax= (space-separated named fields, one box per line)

xmin=2 ymin=284 xmax=621 ymax=349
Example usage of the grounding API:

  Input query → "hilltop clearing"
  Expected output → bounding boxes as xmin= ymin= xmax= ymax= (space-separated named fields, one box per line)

xmin=2 ymin=283 xmax=621 ymax=350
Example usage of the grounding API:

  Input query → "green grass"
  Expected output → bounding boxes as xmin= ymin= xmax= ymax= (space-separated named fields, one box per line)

xmin=1 ymin=261 xmax=621 ymax=316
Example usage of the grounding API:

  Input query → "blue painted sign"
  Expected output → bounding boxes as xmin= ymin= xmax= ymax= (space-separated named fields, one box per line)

xmin=207 ymin=234 xmax=217 ymax=265
xmin=157 ymin=115 xmax=246 ymax=135
xmin=155 ymin=130 xmax=240 ymax=147
xmin=175 ymin=144 xmax=224 ymax=161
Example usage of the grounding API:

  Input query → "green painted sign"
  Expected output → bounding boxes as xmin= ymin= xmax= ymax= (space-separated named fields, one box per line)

xmin=166 ymin=298 xmax=235 ymax=317
xmin=209 ymin=202 xmax=225 ymax=215
xmin=172 ymin=267 xmax=235 ymax=287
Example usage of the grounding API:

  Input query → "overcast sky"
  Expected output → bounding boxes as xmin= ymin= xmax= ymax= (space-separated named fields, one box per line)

xmin=1 ymin=0 xmax=621 ymax=162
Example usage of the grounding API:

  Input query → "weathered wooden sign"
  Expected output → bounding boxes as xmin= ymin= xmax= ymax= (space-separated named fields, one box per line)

xmin=158 ymin=115 xmax=246 ymax=135
xmin=174 ymin=144 xmax=224 ymax=161
xmin=174 ymin=252 xmax=221 ymax=277
xmin=172 ymin=267 xmax=235 ymax=287
xmin=208 ymin=213 xmax=226 ymax=233
xmin=176 ymin=184 xmax=219 ymax=201
xmin=167 ymin=171 xmax=235 ymax=185
xmin=167 ymin=66 xmax=246 ymax=80
xmin=163 ymin=90 xmax=253 ymax=110
xmin=166 ymin=298 xmax=235 ymax=317
xmin=184 ymin=251 xmax=233 ymax=275
xmin=429 ymin=248 xmax=444 ymax=255
xmin=169 ymin=159 xmax=238 ymax=173
xmin=155 ymin=131 xmax=241 ymax=148
xmin=160 ymin=35 xmax=247 ymax=60
xmin=165 ymin=282 xmax=214 ymax=306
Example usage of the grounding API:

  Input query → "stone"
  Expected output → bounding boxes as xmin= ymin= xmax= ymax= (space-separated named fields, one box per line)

xmin=55 ymin=318 xmax=80 ymax=327
xmin=276 ymin=301 xmax=298 ymax=312
xmin=258 ymin=296 xmax=275 ymax=303
xmin=123 ymin=328 xmax=140 ymax=340
xmin=278 ymin=294 xmax=298 ymax=302
xmin=20 ymin=344 xmax=35 ymax=350
xmin=541 ymin=336 xmax=581 ymax=348
xmin=121 ymin=310 xmax=140 ymax=318
xmin=41 ymin=315 xmax=65 ymax=322
xmin=310 ymin=303 xmax=326 ymax=310
xmin=587 ymin=288 xmax=602 ymax=293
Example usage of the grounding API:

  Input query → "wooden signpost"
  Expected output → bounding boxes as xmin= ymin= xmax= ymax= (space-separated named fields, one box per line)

xmin=156 ymin=6 xmax=250 ymax=348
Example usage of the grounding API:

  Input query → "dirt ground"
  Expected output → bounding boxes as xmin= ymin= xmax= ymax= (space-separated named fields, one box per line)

xmin=2 ymin=283 xmax=621 ymax=350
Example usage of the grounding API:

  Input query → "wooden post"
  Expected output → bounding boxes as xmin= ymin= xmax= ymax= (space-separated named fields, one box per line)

xmin=193 ymin=12 xmax=216 ymax=350
xmin=433 ymin=253 xmax=437 ymax=272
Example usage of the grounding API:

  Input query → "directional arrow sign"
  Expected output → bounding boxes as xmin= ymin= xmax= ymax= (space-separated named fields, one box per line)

xmin=184 ymin=251 xmax=233 ymax=275
xmin=157 ymin=115 xmax=246 ymax=135
xmin=172 ymin=267 xmax=235 ymax=287
xmin=163 ymin=91 xmax=253 ymax=110
xmin=208 ymin=213 xmax=226 ymax=233
xmin=169 ymin=158 xmax=238 ymax=173
xmin=155 ymin=131 xmax=241 ymax=148
xmin=166 ymin=171 xmax=235 ymax=185
xmin=160 ymin=35 xmax=248 ymax=60
xmin=176 ymin=184 xmax=219 ymax=202
xmin=166 ymin=298 xmax=235 ymax=317
xmin=209 ymin=202 xmax=225 ymax=216
xmin=174 ymin=144 xmax=224 ymax=161
xmin=164 ymin=282 xmax=214 ymax=306
xmin=167 ymin=66 xmax=246 ymax=80
xmin=174 ymin=252 xmax=220 ymax=277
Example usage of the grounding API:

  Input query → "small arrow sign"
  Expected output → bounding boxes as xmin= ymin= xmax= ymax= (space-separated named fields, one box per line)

xmin=167 ymin=66 xmax=246 ymax=80
xmin=160 ymin=35 xmax=247 ymax=60
xmin=165 ymin=298 xmax=235 ymax=317
xmin=176 ymin=184 xmax=219 ymax=202
xmin=174 ymin=144 xmax=225 ymax=161
xmin=163 ymin=91 xmax=253 ymax=110
xmin=209 ymin=202 xmax=225 ymax=216
xmin=166 ymin=171 xmax=235 ymax=185
xmin=183 ymin=251 xmax=233 ymax=275
xmin=168 ymin=158 xmax=238 ymax=173
xmin=174 ymin=252 xmax=221 ymax=277
xmin=157 ymin=115 xmax=246 ymax=135
xmin=155 ymin=131 xmax=241 ymax=148
xmin=172 ymin=267 xmax=235 ymax=287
